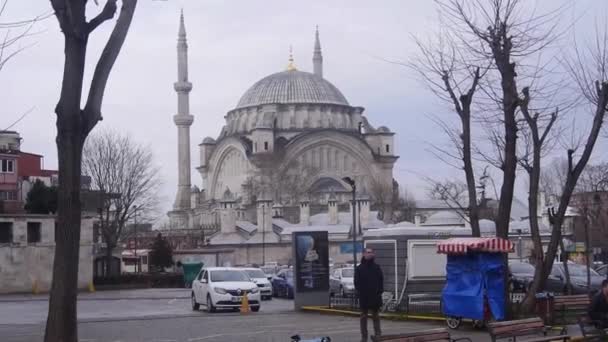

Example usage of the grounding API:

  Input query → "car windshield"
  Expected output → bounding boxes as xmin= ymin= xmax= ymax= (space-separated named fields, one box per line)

xmin=342 ymin=268 xmax=354 ymax=277
xmin=565 ymin=264 xmax=600 ymax=277
xmin=245 ymin=269 xmax=266 ymax=278
xmin=210 ymin=270 xmax=250 ymax=282
xmin=510 ymin=262 xmax=535 ymax=274
xmin=261 ymin=266 xmax=275 ymax=274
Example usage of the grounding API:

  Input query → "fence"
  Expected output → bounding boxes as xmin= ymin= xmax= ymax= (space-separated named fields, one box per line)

xmin=329 ymin=292 xmax=528 ymax=316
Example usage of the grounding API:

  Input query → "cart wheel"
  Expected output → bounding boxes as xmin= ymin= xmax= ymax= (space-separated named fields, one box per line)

xmin=446 ymin=316 xmax=462 ymax=329
xmin=472 ymin=320 xmax=485 ymax=329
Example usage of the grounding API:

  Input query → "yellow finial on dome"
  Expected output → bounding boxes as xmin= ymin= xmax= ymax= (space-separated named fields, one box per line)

xmin=287 ymin=45 xmax=297 ymax=71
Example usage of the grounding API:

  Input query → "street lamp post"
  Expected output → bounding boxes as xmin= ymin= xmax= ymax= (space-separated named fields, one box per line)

xmin=134 ymin=205 xmax=138 ymax=273
xmin=342 ymin=177 xmax=357 ymax=309
xmin=262 ymin=203 xmax=266 ymax=266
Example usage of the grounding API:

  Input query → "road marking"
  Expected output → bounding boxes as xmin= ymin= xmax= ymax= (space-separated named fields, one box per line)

xmin=168 ymin=299 xmax=176 ymax=304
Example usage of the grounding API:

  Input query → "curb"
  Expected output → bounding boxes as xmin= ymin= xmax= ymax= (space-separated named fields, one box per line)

xmin=0 ymin=296 xmax=190 ymax=303
xmin=301 ymin=306 xmax=445 ymax=322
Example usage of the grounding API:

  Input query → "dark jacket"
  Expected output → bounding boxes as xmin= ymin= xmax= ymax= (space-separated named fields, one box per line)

xmin=355 ymin=258 xmax=384 ymax=310
xmin=589 ymin=291 xmax=608 ymax=327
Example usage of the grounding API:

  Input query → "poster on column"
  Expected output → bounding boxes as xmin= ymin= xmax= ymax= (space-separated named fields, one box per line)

xmin=294 ymin=231 xmax=329 ymax=292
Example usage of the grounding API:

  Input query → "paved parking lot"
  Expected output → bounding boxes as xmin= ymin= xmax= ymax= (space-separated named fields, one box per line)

xmin=0 ymin=289 xmax=487 ymax=342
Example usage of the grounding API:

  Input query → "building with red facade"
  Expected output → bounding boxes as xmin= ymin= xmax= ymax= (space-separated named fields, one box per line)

xmin=0 ymin=131 xmax=59 ymax=214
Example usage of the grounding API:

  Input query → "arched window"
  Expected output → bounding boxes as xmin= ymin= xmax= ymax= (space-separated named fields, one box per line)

xmin=386 ymin=144 xmax=390 ymax=153
xmin=264 ymin=141 xmax=269 ymax=151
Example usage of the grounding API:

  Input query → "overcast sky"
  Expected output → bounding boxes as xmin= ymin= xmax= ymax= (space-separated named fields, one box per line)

xmin=2 ymin=0 xmax=608 ymax=225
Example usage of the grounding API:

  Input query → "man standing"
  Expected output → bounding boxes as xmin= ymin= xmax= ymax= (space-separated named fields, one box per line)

xmin=355 ymin=248 xmax=383 ymax=342
xmin=589 ymin=279 xmax=608 ymax=328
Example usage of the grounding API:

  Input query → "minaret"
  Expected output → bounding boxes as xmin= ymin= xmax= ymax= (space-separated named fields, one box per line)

xmin=313 ymin=26 xmax=323 ymax=78
xmin=173 ymin=10 xmax=194 ymax=212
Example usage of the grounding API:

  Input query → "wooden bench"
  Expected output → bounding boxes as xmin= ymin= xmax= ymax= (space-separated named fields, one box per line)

xmin=371 ymin=328 xmax=471 ymax=342
xmin=578 ymin=315 xmax=608 ymax=341
xmin=487 ymin=317 xmax=570 ymax=342
xmin=552 ymin=294 xmax=590 ymax=327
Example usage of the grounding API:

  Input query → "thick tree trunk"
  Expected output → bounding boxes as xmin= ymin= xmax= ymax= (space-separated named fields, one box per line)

xmin=44 ymin=35 xmax=86 ymax=342
xmin=462 ymin=115 xmax=480 ymax=237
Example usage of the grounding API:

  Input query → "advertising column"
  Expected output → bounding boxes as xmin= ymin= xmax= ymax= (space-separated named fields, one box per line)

xmin=293 ymin=231 xmax=330 ymax=310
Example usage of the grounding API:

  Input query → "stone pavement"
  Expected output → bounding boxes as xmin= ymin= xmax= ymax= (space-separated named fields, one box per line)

xmin=2 ymin=311 xmax=491 ymax=342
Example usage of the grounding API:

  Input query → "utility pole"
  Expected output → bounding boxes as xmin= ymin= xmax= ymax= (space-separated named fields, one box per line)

xmin=342 ymin=177 xmax=357 ymax=309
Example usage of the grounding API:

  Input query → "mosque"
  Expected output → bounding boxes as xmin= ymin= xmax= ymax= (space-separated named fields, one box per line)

xmin=166 ymin=13 xmax=399 ymax=265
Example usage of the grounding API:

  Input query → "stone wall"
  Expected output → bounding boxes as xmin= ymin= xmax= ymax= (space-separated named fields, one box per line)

xmin=0 ymin=215 xmax=93 ymax=294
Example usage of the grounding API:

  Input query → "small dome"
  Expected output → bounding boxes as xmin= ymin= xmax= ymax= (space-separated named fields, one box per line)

xmin=377 ymin=126 xmax=391 ymax=133
xmin=235 ymin=70 xmax=349 ymax=109
xmin=202 ymin=137 xmax=216 ymax=144
xmin=424 ymin=211 xmax=464 ymax=226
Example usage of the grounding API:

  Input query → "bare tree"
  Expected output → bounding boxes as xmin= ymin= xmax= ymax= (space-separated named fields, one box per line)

xmin=0 ymin=0 xmax=48 ymax=75
xmin=83 ymin=129 xmax=161 ymax=277
xmin=517 ymin=86 xmax=558 ymax=309
xmin=411 ymin=26 xmax=484 ymax=236
xmin=435 ymin=0 xmax=565 ymax=240
xmin=538 ymin=24 xmax=608 ymax=302
xmin=46 ymin=1 xmax=137 ymax=341
xmin=426 ymin=177 xmax=484 ymax=225
xmin=245 ymin=158 xmax=319 ymax=205
xmin=393 ymin=184 xmax=417 ymax=223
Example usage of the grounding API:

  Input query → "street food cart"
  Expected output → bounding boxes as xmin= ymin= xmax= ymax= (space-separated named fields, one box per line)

xmin=437 ymin=237 xmax=514 ymax=329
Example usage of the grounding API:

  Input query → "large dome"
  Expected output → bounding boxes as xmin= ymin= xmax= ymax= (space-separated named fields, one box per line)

xmin=235 ymin=70 xmax=349 ymax=109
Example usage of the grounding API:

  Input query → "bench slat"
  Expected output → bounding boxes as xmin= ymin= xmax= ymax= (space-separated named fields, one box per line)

xmin=373 ymin=328 xmax=451 ymax=342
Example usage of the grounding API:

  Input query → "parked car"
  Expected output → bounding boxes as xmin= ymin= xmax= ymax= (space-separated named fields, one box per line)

xmin=595 ymin=264 xmax=608 ymax=277
xmin=551 ymin=262 xmax=604 ymax=294
xmin=242 ymin=267 xmax=273 ymax=300
xmin=272 ymin=269 xmax=294 ymax=299
xmin=329 ymin=267 xmax=354 ymax=297
xmin=508 ymin=261 xmax=562 ymax=293
xmin=260 ymin=265 xmax=277 ymax=280
xmin=191 ymin=267 xmax=261 ymax=312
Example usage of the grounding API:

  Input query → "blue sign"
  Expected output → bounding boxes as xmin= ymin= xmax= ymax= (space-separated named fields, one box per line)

xmin=340 ymin=242 xmax=364 ymax=254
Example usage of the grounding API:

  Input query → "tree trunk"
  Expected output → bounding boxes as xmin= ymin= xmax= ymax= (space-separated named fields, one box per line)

xmin=105 ymin=244 xmax=114 ymax=277
xmin=462 ymin=115 xmax=480 ymax=237
xmin=521 ymin=152 xmax=546 ymax=310
xmin=44 ymin=35 xmax=87 ymax=342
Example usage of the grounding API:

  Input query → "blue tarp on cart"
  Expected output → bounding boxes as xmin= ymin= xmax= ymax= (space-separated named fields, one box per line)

xmin=441 ymin=252 xmax=506 ymax=320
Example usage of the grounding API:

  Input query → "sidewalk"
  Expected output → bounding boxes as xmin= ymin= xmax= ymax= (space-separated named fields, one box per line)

xmin=302 ymin=306 xmax=586 ymax=341
xmin=0 ymin=288 xmax=191 ymax=302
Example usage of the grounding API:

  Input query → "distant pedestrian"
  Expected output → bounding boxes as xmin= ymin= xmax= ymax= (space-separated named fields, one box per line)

xmin=589 ymin=279 xmax=608 ymax=328
xmin=354 ymin=248 xmax=383 ymax=342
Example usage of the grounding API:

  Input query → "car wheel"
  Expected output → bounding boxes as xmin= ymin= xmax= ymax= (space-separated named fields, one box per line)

xmin=252 ymin=306 xmax=260 ymax=312
xmin=206 ymin=295 xmax=216 ymax=313
xmin=446 ymin=316 xmax=462 ymax=329
xmin=191 ymin=292 xmax=199 ymax=311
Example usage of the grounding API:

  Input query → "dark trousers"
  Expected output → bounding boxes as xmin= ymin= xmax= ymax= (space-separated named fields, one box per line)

xmin=360 ymin=308 xmax=381 ymax=341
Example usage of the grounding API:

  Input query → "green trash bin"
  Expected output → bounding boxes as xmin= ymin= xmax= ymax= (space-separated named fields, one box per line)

xmin=182 ymin=262 xmax=203 ymax=288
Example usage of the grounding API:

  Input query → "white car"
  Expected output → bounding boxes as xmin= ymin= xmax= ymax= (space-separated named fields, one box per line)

xmin=330 ymin=267 xmax=355 ymax=297
xmin=242 ymin=268 xmax=273 ymax=300
xmin=191 ymin=267 xmax=261 ymax=312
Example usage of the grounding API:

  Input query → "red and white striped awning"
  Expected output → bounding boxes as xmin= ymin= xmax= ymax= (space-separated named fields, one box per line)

xmin=436 ymin=237 xmax=514 ymax=254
